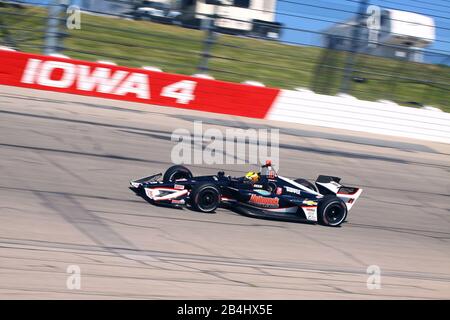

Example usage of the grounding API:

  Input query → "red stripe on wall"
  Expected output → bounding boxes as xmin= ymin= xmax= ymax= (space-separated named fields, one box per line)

xmin=0 ymin=51 xmax=280 ymax=119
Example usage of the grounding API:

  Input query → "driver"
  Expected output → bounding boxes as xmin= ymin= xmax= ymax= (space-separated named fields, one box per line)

xmin=244 ymin=171 xmax=260 ymax=183
xmin=244 ymin=161 xmax=277 ymax=184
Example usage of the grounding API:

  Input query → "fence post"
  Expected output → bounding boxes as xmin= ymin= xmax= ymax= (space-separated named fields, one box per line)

xmin=340 ymin=0 xmax=369 ymax=93
xmin=197 ymin=15 xmax=216 ymax=73
xmin=43 ymin=0 xmax=66 ymax=55
xmin=0 ymin=18 xmax=14 ymax=49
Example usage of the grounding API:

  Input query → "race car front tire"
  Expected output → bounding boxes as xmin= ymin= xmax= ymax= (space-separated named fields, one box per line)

xmin=318 ymin=196 xmax=347 ymax=227
xmin=190 ymin=183 xmax=220 ymax=213
xmin=163 ymin=165 xmax=193 ymax=182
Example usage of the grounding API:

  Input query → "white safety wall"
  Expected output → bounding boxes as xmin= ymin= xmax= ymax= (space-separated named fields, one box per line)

xmin=267 ymin=89 xmax=450 ymax=144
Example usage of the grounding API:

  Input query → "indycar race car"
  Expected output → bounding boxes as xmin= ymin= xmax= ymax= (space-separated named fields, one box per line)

xmin=130 ymin=161 xmax=363 ymax=227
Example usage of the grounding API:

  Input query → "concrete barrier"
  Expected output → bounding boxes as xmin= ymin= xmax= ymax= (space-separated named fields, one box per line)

xmin=268 ymin=89 xmax=450 ymax=144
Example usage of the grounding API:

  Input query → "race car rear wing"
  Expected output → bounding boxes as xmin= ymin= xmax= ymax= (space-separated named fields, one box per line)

xmin=315 ymin=175 xmax=342 ymax=194
xmin=316 ymin=175 xmax=341 ymax=183
xmin=336 ymin=186 xmax=363 ymax=211
xmin=315 ymin=175 xmax=363 ymax=211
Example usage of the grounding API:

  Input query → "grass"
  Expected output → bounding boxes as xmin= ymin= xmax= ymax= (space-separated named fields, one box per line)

xmin=1 ymin=5 xmax=449 ymax=112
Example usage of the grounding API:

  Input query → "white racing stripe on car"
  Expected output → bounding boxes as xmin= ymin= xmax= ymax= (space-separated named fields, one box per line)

xmin=278 ymin=176 xmax=321 ymax=196
xmin=316 ymin=181 xmax=341 ymax=194
xmin=130 ymin=181 xmax=141 ymax=188
xmin=145 ymin=188 xmax=188 ymax=201
xmin=220 ymin=197 xmax=236 ymax=202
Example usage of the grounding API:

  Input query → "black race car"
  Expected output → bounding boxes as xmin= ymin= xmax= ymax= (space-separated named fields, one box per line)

xmin=130 ymin=161 xmax=363 ymax=227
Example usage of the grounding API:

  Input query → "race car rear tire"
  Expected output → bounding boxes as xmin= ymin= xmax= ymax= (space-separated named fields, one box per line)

xmin=163 ymin=165 xmax=193 ymax=182
xmin=294 ymin=178 xmax=318 ymax=192
xmin=190 ymin=183 xmax=220 ymax=213
xmin=318 ymin=196 xmax=347 ymax=227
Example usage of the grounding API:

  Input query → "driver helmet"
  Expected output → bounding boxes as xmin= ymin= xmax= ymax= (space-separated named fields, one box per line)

xmin=245 ymin=171 xmax=260 ymax=183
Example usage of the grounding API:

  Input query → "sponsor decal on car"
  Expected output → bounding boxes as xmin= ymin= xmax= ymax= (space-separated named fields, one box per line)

xmin=253 ymin=184 xmax=263 ymax=189
xmin=174 ymin=184 xmax=185 ymax=190
xmin=302 ymin=200 xmax=318 ymax=206
xmin=276 ymin=187 xmax=283 ymax=195
xmin=249 ymin=194 xmax=279 ymax=208
xmin=285 ymin=186 xmax=301 ymax=195
xmin=302 ymin=206 xmax=318 ymax=221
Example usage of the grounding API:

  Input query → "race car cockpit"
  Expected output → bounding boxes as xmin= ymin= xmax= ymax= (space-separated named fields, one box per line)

xmin=243 ymin=160 xmax=277 ymax=183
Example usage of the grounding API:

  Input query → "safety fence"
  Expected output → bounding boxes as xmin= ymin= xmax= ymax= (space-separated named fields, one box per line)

xmin=1 ymin=0 xmax=449 ymax=112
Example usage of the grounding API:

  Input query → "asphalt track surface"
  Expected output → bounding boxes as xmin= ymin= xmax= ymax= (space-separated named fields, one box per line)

xmin=0 ymin=85 xmax=449 ymax=299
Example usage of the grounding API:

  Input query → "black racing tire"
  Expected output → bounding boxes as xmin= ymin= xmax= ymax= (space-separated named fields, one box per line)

xmin=189 ymin=182 xmax=220 ymax=213
xmin=294 ymin=178 xmax=318 ymax=192
xmin=163 ymin=165 xmax=193 ymax=182
xmin=318 ymin=196 xmax=347 ymax=227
